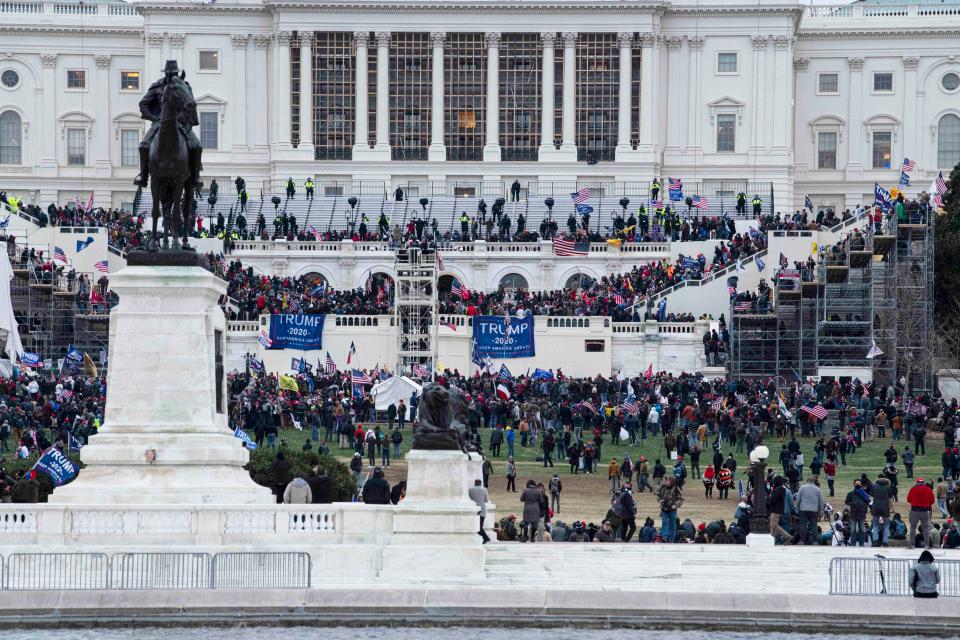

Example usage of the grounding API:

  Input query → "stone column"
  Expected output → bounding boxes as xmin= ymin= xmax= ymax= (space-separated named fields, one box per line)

xmin=771 ymin=36 xmax=791 ymax=156
xmin=168 ymin=32 xmax=184 ymax=67
xmin=299 ymin=33 xmax=314 ymax=152
xmin=252 ymin=35 xmax=272 ymax=151
xmin=687 ymin=37 xmax=704 ymax=154
xmin=560 ymin=32 xmax=577 ymax=154
xmin=231 ymin=35 xmax=249 ymax=150
xmin=353 ymin=31 xmax=370 ymax=153
xmin=846 ymin=57 xmax=865 ymax=176
xmin=274 ymin=31 xmax=292 ymax=151
xmin=428 ymin=32 xmax=446 ymax=161
xmin=483 ymin=32 xmax=501 ymax=162
xmin=538 ymin=32 xmax=556 ymax=158
xmin=375 ymin=31 xmax=391 ymax=154
xmin=93 ymin=54 xmax=112 ymax=176
xmin=664 ymin=36 xmax=682 ymax=153
xmin=38 ymin=53 xmax=58 ymax=172
xmin=636 ymin=32 xmax=659 ymax=161
xmin=902 ymin=56 xmax=919 ymax=167
xmin=616 ymin=32 xmax=633 ymax=153
xmin=750 ymin=36 xmax=768 ymax=156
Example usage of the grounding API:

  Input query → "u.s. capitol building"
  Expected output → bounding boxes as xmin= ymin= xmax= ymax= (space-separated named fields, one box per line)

xmin=0 ymin=0 xmax=958 ymax=211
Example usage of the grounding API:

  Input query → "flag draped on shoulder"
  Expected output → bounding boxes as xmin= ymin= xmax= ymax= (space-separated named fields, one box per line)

xmin=279 ymin=375 xmax=300 ymax=392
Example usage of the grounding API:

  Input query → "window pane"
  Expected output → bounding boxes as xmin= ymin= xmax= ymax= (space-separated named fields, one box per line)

xmin=67 ymin=70 xmax=86 ymax=89
xmin=718 ymin=53 xmax=737 ymax=73
xmin=575 ymin=33 xmax=618 ymax=161
xmin=500 ymin=34 xmax=541 ymax=161
xmin=313 ymin=32 xmax=354 ymax=160
xmin=121 ymin=129 xmax=139 ymax=166
xmin=120 ymin=71 xmax=140 ymax=91
xmin=67 ymin=128 xmax=86 ymax=165
xmin=872 ymin=131 xmax=892 ymax=169
xmin=716 ymin=114 xmax=735 ymax=152
xmin=818 ymin=73 xmax=838 ymax=93
xmin=199 ymin=51 xmax=219 ymax=72
xmin=199 ymin=112 xmax=218 ymax=150
xmin=873 ymin=73 xmax=892 ymax=92
xmin=817 ymin=131 xmax=837 ymax=170
xmin=0 ymin=110 xmax=22 ymax=165
xmin=939 ymin=114 xmax=960 ymax=169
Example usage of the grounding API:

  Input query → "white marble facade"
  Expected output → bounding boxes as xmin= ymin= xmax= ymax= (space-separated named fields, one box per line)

xmin=0 ymin=0 xmax=958 ymax=211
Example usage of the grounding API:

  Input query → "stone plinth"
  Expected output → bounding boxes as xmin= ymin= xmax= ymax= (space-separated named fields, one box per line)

xmin=52 ymin=265 xmax=273 ymax=505
xmin=381 ymin=449 xmax=485 ymax=580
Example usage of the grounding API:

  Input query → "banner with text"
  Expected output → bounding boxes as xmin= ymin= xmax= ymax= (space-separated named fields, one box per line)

xmin=268 ymin=314 xmax=326 ymax=351
xmin=472 ymin=315 xmax=536 ymax=359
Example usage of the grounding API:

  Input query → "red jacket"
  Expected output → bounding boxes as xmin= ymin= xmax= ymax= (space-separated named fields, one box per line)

xmin=906 ymin=483 xmax=935 ymax=510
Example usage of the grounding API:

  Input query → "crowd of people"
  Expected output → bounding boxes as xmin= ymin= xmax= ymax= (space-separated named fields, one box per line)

xmin=0 ymin=370 xmax=106 ymax=503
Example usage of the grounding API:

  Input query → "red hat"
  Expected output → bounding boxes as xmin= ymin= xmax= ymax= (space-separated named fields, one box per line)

xmin=698 ymin=523 xmax=706 ymax=531
xmin=916 ymin=477 xmax=925 ymax=484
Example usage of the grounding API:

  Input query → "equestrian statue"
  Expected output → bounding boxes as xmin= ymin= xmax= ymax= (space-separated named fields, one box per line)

xmin=134 ymin=60 xmax=203 ymax=251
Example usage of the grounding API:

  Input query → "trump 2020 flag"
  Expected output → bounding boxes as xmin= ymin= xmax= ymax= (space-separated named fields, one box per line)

xmin=234 ymin=427 xmax=257 ymax=450
xmin=899 ymin=171 xmax=910 ymax=187
xmin=874 ymin=183 xmax=892 ymax=210
xmin=32 ymin=447 xmax=79 ymax=486
xmin=755 ymin=256 xmax=765 ymax=272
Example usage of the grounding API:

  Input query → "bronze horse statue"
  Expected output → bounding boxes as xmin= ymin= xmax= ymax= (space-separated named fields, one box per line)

xmin=148 ymin=75 xmax=194 ymax=251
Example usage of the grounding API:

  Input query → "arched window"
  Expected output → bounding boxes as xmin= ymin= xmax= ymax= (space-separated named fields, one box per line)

xmin=301 ymin=272 xmax=327 ymax=287
xmin=939 ymin=114 xmax=960 ymax=169
xmin=0 ymin=110 xmax=21 ymax=165
xmin=499 ymin=273 xmax=528 ymax=290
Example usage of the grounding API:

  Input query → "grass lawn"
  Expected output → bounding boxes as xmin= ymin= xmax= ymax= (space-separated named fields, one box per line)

xmin=276 ymin=424 xmax=948 ymax=526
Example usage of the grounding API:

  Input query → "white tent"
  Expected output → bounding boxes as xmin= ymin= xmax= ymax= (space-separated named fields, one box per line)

xmin=0 ymin=249 xmax=23 ymax=363
xmin=370 ymin=375 xmax=421 ymax=413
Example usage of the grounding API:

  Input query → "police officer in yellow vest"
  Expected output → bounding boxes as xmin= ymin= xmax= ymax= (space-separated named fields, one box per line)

xmin=651 ymin=178 xmax=661 ymax=202
xmin=304 ymin=178 xmax=315 ymax=201
xmin=751 ymin=194 xmax=762 ymax=216
xmin=736 ymin=192 xmax=747 ymax=214
xmin=460 ymin=211 xmax=470 ymax=238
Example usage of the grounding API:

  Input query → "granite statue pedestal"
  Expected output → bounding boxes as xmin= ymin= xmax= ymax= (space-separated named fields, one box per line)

xmin=53 ymin=259 xmax=273 ymax=505
xmin=380 ymin=449 xmax=485 ymax=580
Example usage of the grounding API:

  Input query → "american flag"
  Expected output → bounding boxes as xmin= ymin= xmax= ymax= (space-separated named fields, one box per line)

xmin=347 ymin=341 xmax=356 ymax=364
xmin=307 ymin=226 xmax=322 ymax=241
xmin=258 ymin=331 xmax=273 ymax=348
xmin=553 ymin=238 xmax=589 ymax=256
xmin=734 ymin=300 xmax=753 ymax=312
xmin=902 ymin=157 xmax=916 ymax=173
xmin=441 ymin=321 xmax=457 ymax=332
xmin=325 ymin=352 xmax=336 ymax=374
xmin=578 ymin=400 xmax=598 ymax=415
xmin=54 ymin=246 xmax=68 ymax=264
xmin=800 ymin=403 xmax=828 ymax=420
xmin=351 ymin=368 xmax=372 ymax=385
xmin=727 ymin=285 xmax=737 ymax=296
xmin=411 ymin=363 xmax=429 ymax=379
xmin=691 ymin=195 xmax=709 ymax=210
xmin=570 ymin=187 xmax=590 ymax=205
xmin=622 ymin=399 xmax=639 ymax=414
xmin=61 ymin=389 xmax=74 ymax=402
xmin=935 ymin=171 xmax=947 ymax=195
xmin=612 ymin=292 xmax=625 ymax=306
xmin=94 ymin=260 xmax=109 ymax=273
xmin=668 ymin=178 xmax=683 ymax=191
xmin=451 ymin=278 xmax=468 ymax=299
xmin=649 ymin=199 xmax=663 ymax=209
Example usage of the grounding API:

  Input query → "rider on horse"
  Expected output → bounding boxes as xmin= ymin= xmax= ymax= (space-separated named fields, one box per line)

xmin=134 ymin=60 xmax=203 ymax=190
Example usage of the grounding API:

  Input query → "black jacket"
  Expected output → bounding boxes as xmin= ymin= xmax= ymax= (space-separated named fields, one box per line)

xmin=362 ymin=477 xmax=391 ymax=504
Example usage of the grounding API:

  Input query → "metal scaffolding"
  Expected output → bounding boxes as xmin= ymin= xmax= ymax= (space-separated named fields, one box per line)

xmin=393 ymin=246 xmax=437 ymax=378
xmin=728 ymin=206 xmax=935 ymax=392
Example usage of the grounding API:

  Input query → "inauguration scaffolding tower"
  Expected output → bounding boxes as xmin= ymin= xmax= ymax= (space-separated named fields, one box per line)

xmin=393 ymin=246 xmax=437 ymax=379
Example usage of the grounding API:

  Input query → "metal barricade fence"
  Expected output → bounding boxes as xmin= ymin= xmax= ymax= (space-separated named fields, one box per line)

xmin=829 ymin=556 xmax=960 ymax=597
xmin=5 ymin=553 xmax=110 ymax=590
xmin=212 ymin=552 xmax=311 ymax=589
xmin=115 ymin=552 xmax=213 ymax=590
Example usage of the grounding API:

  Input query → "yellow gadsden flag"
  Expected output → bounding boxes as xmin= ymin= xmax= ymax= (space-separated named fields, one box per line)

xmin=279 ymin=374 xmax=300 ymax=392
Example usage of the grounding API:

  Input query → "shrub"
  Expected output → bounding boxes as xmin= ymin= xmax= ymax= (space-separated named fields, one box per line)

xmin=246 ymin=447 xmax=355 ymax=502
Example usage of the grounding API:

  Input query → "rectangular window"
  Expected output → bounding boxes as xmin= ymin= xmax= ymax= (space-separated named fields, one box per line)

xmin=584 ymin=339 xmax=605 ymax=353
xmin=499 ymin=34 xmax=541 ymax=161
xmin=716 ymin=114 xmax=736 ymax=153
xmin=66 ymin=69 xmax=86 ymax=89
xmin=67 ymin=128 xmax=86 ymax=165
xmin=873 ymin=72 xmax=893 ymax=92
xmin=120 ymin=129 xmax=139 ymax=166
xmin=717 ymin=52 xmax=738 ymax=74
xmin=119 ymin=71 xmax=140 ymax=91
xmin=314 ymin=32 xmax=355 ymax=161
xmin=872 ymin=131 xmax=892 ymax=169
xmin=198 ymin=50 xmax=220 ymax=72
xmin=817 ymin=131 xmax=837 ymax=169
xmin=818 ymin=73 xmax=838 ymax=94
xmin=199 ymin=111 xmax=218 ymax=150
xmin=444 ymin=33 xmax=486 ymax=161
xmin=575 ymin=33 xmax=618 ymax=161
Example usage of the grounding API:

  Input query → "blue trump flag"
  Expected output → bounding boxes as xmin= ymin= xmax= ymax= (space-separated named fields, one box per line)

xmin=233 ymin=427 xmax=257 ymax=450
xmin=656 ymin=299 xmax=667 ymax=321
xmin=472 ymin=315 xmax=535 ymax=359
xmin=62 ymin=346 xmax=84 ymax=374
xmin=268 ymin=314 xmax=326 ymax=350
xmin=532 ymin=368 xmax=554 ymax=381
xmin=33 ymin=447 xmax=79 ymax=486
xmin=874 ymin=183 xmax=892 ymax=210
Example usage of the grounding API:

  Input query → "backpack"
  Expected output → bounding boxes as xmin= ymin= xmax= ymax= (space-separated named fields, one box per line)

xmin=550 ymin=477 xmax=561 ymax=493
xmin=621 ymin=491 xmax=637 ymax=518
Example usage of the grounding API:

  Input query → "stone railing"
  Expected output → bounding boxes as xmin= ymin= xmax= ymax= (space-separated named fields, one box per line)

xmin=226 ymin=319 xmax=261 ymax=334
xmin=3 ymin=503 xmax=396 ymax=546
xmin=0 ymin=1 xmax=139 ymax=14
xmin=804 ymin=3 xmax=960 ymax=18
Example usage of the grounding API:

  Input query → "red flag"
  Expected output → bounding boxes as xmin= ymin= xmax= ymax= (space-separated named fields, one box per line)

xmin=643 ymin=363 xmax=653 ymax=379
